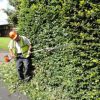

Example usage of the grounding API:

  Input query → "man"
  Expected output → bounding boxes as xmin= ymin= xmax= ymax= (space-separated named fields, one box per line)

xmin=8 ymin=30 xmax=32 ymax=82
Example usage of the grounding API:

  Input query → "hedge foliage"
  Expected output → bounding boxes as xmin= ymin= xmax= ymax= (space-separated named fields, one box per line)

xmin=5 ymin=0 xmax=100 ymax=100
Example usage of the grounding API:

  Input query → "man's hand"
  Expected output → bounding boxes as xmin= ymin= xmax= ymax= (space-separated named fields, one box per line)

xmin=11 ymin=54 xmax=16 ymax=59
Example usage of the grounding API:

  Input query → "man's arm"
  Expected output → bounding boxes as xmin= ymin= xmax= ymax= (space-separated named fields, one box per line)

xmin=23 ymin=36 xmax=32 ymax=55
xmin=9 ymin=49 xmax=16 ymax=58
xmin=28 ymin=44 xmax=32 ymax=55
xmin=8 ymin=40 xmax=15 ymax=58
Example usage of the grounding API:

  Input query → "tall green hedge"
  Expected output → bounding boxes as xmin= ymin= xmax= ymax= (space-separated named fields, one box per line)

xmin=8 ymin=0 xmax=100 ymax=100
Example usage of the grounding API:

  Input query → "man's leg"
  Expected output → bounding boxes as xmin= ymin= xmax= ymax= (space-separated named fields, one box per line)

xmin=16 ymin=58 xmax=24 ymax=80
xmin=23 ymin=58 xmax=32 ymax=81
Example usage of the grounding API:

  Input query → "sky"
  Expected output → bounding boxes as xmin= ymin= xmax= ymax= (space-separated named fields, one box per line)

xmin=0 ymin=0 xmax=15 ymax=20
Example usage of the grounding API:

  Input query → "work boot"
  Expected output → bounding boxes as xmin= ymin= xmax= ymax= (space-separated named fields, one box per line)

xmin=24 ymin=76 xmax=32 ymax=82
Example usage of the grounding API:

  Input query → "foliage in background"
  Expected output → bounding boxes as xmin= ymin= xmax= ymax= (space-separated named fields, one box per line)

xmin=2 ymin=0 xmax=100 ymax=100
xmin=0 ymin=37 xmax=10 ymax=51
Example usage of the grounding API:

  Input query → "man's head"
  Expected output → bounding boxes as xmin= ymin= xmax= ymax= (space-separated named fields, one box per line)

xmin=9 ymin=31 xmax=20 ymax=41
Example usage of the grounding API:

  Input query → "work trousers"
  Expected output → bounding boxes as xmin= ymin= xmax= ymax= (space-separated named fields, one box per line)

xmin=16 ymin=54 xmax=32 ymax=80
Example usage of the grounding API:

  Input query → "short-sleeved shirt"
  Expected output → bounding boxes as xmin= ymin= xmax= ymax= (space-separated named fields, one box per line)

xmin=8 ymin=36 xmax=31 ymax=53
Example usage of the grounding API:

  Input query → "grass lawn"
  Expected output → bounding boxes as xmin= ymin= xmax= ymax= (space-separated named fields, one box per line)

xmin=0 ymin=37 xmax=11 ymax=51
